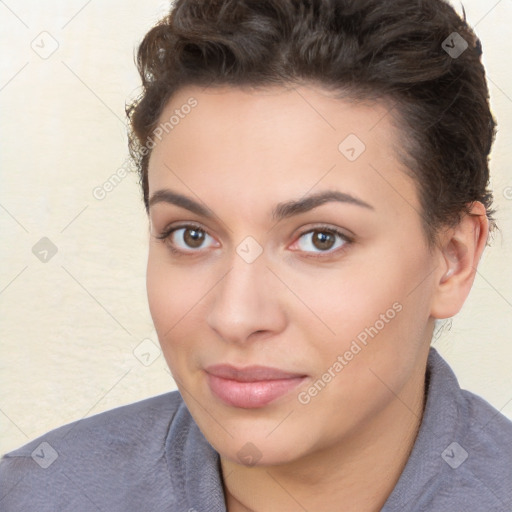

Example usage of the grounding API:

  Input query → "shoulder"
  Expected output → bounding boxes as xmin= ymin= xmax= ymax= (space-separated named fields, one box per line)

xmin=425 ymin=351 xmax=512 ymax=510
xmin=384 ymin=348 xmax=512 ymax=512
xmin=0 ymin=391 xmax=188 ymax=511
xmin=1 ymin=391 xmax=183 ymax=459
xmin=454 ymin=388 xmax=512 ymax=499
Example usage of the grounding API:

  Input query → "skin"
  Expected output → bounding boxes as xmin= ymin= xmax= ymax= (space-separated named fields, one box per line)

xmin=145 ymin=84 xmax=488 ymax=512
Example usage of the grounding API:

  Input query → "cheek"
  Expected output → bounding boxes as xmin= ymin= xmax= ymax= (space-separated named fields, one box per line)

xmin=146 ymin=248 xmax=202 ymax=346
xmin=146 ymin=246 xmax=220 ymax=374
xmin=283 ymin=261 xmax=402 ymax=344
xmin=290 ymin=259 xmax=433 ymax=442
xmin=146 ymin=256 xmax=192 ymax=384
xmin=295 ymin=241 xmax=434 ymax=371
xmin=146 ymin=252 xmax=177 ymax=334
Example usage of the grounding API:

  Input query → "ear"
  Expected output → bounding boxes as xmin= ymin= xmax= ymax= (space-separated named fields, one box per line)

xmin=430 ymin=201 xmax=489 ymax=319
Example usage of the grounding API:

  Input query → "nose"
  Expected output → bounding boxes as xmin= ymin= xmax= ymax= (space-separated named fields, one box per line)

xmin=206 ymin=250 xmax=287 ymax=345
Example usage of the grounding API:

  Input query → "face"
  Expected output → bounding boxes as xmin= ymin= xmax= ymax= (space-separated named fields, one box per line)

xmin=146 ymin=84 xmax=439 ymax=466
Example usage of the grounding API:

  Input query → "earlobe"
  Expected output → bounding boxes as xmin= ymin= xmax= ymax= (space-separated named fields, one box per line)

xmin=430 ymin=202 xmax=489 ymax=319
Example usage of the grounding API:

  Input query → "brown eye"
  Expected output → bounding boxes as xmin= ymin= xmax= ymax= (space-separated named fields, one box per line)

xmin=294 ymin=227 xmax=350 ymax=255
xmin=158 ymin=225 xmax=217 ymax=252
xmin=311 ymin=230 xmax=336 ymax=251
xmin=182 ymin=227 xmax=205 ymax=248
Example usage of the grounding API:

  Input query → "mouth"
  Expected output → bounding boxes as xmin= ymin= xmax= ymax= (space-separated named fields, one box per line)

xmin=204 ymin=364 xmax=308 ymax=409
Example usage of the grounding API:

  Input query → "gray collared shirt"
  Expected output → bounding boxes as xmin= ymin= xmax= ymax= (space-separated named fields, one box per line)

xmin=1 ymin=347 xmax=511 ymax=511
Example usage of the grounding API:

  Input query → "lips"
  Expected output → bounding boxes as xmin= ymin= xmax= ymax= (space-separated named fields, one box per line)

xmin=205 ymin=364 xmax=307 ymax=409
xmin=206 ymin=364 xmax=305 ymax=382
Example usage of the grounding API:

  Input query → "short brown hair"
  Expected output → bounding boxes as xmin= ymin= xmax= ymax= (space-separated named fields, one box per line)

xmin=127 ymin=0 xmax=497 ymax=245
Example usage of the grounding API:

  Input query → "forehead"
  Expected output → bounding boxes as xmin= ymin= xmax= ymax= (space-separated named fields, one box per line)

xmin=152 ymin=84 xmax=398 ymax=157
xmin=147 ymin=84 xmax=419 ymax=225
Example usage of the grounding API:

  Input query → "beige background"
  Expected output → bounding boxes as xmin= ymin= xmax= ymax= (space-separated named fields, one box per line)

xmin=1 ymin=0 xmax=511 ymax=456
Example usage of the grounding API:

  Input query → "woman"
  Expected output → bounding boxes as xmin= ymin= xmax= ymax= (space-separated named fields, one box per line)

xmin=1 ymin=0 xmax=511 ymax=510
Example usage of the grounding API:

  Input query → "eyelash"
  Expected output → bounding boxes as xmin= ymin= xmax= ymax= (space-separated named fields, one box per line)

xmin=155 ymin=222 xmax=353 ymax=259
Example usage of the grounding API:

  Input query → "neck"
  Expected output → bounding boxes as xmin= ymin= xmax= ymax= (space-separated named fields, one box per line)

xmin=221 ymin=356 xmax=428 ymax=512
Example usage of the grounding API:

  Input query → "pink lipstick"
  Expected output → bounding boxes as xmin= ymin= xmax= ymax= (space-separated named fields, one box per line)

xmin=205 ymin=364 xmax=307 ymax=409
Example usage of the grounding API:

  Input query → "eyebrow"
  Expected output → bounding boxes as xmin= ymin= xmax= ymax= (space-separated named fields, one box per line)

xmin=148 ymin=188 xmax=374 ymax=221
